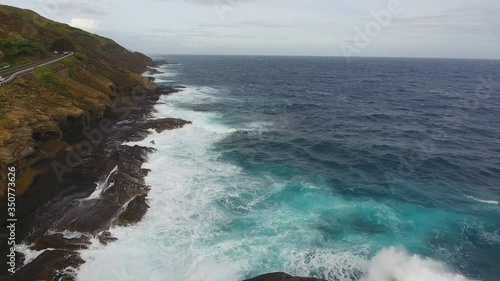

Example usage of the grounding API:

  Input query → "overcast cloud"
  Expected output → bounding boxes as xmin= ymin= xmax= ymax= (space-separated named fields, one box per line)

xmin=2 ymin=0 xmax=499 ymax=58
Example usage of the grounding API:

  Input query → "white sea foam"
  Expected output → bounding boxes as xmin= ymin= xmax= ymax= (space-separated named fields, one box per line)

xmin=76 ymin=86 xmax=472 ymax=281
xmin=284 ymin=247 xmax=473 ymax=281
xmin=156 ymin=85 xmax=223 ymax=108
xmin=82 ymin=165 xmax=118 ymax=200
xmin=153 ymin=78 xmax=175 ymax=83
xmin=142 ymin=65 xmax=178 ymax=81
xmin=15 ymin=244 xmax=46 ymax=267
xmin=240 ymin=121 xmax=274 ymax=135
xmin=361 ymin=247 xmax=472 ymax=281
xmin=465 ymin=195 xmax=498 ymax=205
xmin=45 ymin=230 xmax=90 ymax=239
xmin=77 ymin=86 xmax=244 ymax=281
xmin=285 ymin=249 xmax=366 ymax=281
xmin=58 ymin=266 xmax=79 ymax=279
xmin=285 ymin=247 xmax=474 ymax=281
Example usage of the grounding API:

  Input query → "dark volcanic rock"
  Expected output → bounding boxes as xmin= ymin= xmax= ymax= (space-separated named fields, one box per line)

xmin=54 ymin=199 xmax=123 ymax=233
xmin=243 ymin=273 xmax=326 ymax=281
xmin=158 ymin=85 xmax=181 ymax=94
xmin=33 ymin=233 xmax=91 ymax=251
xmin=147 ymin=67 xmax=163 ymax=75
xmin=97 ymin=231 xmax=118 ymax=245
xmin=116 ymin=194 xmax=149 ymax=226
xmin=147 ymin=118 xmax=192 ymax=133
xmin=124 ymin=118 xmax=191 ymax=142
xmin=2 ymin=250 xmax=84 ymax=281
xmin=54 ymin=145 xmax=153 ymax=233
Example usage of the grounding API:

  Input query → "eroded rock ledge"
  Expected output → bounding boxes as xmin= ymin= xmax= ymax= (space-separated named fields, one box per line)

xmin=244 ymin=273 xmax=326 ymax=281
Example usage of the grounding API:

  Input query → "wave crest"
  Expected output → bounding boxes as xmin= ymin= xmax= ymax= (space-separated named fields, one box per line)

xmin=285 ymin=247 xmax=472 ymax=281
xmin=362 ymin=247 xmax=472 ymax=281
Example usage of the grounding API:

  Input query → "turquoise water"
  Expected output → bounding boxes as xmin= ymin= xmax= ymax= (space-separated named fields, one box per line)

xmin=77 ymin=56 xmax=500 ymax=281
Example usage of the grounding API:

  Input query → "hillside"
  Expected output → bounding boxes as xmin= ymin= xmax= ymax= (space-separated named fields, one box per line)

xmin=0 ymin=4 xmax=160 ymax=196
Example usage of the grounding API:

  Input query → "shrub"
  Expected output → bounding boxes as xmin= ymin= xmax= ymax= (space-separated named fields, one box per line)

xmin=74 ymin=52 xmax=87 ymax=62
xmin=0 ymin=38 xmax=39 ymax=57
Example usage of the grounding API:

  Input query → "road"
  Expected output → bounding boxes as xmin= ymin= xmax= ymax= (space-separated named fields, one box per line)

xmin=0 ymin=53 xmax=72 ymax=82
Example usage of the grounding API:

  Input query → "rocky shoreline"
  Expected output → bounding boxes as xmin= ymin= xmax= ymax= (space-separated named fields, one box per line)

xmin=1 ymin=64 xmax=326 ymax=281
xmin=0 ymin=80 xmax=190 ymax=280
xmin=244 ymin=273 xmax=325 ymax=281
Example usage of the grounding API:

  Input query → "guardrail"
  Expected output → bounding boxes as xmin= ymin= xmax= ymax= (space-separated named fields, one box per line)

xmin=0 ymin=67 xmax=35 ymax=86
xmin=0 ymin=53 xmax=73 ymax=86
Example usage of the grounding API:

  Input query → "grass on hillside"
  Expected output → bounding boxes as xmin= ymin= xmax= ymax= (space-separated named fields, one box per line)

xmin=35 ymin=66 xmax=69 ymax=96
xmin=74 ymin=52 xmax=87 ymax=62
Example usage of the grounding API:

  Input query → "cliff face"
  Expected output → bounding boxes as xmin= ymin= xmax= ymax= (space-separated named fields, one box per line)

xmin=0 ymin=5 xmax=158 ymax=196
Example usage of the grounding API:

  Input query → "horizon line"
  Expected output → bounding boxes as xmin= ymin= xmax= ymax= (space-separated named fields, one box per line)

xmin=145 ymin=53 xmax=500 ymax=61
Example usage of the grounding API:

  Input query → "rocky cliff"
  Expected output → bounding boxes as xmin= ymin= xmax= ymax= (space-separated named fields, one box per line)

xmin=0 ymin=4 xmax=159 ymax=196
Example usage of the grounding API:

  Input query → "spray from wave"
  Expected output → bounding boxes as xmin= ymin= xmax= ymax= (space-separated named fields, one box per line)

xmin=361 ymin=247 xmax=472 ymax=281
xmin=284 ymin=247 xmax=472 ymax=281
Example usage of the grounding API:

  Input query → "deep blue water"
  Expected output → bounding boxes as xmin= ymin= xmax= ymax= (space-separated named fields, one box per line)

xmin=78 ymin=56 xmax=500 ymax=281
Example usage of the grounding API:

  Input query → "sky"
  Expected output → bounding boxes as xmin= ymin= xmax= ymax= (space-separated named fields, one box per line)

xmin=2 ymin=0 xmax=500 ymax=59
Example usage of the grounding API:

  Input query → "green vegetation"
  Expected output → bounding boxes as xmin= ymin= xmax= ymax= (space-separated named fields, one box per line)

xmin=0 ymin=113 xmax=6 ymax=121
xmin=38 ymin=74 xmax=68 ymax=96
xmin=35 ymin=66 xmax=69 ymax=96
xmin=74 ymin=52 xmax=87 ymax=62
xmin=0 ymin=38 xmax=39 ymax=57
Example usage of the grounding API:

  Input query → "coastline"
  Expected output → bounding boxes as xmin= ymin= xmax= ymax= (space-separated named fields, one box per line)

xmin=0 ymin=64 xmax=191 ymax=281
xmin=0 ymin=61 xmax=325 ymax=281
xmin=3 ymin=56 xmax=485 ymax=281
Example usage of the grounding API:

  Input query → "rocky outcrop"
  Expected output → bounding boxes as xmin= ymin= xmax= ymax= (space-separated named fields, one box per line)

xmin=33 ymin=233 xmax=91 ymax=251
xmin=97 ymin=231 xmax=118 ymax=245
xmin=146 ymin=67 xmax=163 ymax=75
xmin=116 ymin=193 xmax=149 ymax=226
xmin=244 ymin=273 xmax=326 ymax=281
xmin=52 ymin=144 xmax=154 ymax=233
xmin=0 ymin=250 xmax=84 ymax=281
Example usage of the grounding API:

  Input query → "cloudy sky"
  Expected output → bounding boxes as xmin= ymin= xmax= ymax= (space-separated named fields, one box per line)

xmin=2 ymin=0 xmax=500 ymax=59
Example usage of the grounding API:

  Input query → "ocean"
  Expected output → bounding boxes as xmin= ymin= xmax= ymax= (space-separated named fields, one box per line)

xmin=76 ymin=55 xmax=500 ymax=281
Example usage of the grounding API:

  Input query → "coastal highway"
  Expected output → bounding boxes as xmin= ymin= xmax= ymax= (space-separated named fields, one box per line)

xmin=0 ymin=52 xmax=73 ymax=84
